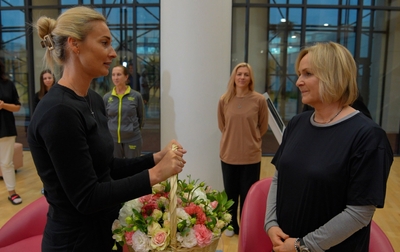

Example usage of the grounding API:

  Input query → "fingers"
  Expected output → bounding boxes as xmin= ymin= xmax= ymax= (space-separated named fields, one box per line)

xmin=171 ymin=140 xmax=187 ymax=154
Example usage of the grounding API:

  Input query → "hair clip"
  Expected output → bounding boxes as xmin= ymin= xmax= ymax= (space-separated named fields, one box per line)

xmin=41 ymin=35 xmax=54 ymax=51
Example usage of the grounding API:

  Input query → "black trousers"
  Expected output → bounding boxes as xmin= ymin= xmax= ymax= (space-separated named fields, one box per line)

xmin=221 ymin=161 xmax=260 ymax=234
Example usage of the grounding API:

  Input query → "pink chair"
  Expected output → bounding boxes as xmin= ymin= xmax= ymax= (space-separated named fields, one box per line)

xmin=238 ymin=177 xmax=395 ymax=252
xmin=238 ymin=177 xmax=273 ymax=252
xmin=0 ymin=196 xmax=47 ymax=252
xmin=369 ymin=220 xmax=394 ymax=251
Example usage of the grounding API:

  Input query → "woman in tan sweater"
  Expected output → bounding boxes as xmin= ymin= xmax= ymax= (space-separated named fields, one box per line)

xmin=217 ymin=62 xmax=269 ymax=236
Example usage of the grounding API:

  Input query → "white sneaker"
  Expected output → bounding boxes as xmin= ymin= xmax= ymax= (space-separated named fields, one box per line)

xmin=224 ymin=230 xmax=234 ymax=237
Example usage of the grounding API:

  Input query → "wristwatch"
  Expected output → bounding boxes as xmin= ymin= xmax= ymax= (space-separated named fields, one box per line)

xmin=295 ymin=238 xmax=311 ymax=252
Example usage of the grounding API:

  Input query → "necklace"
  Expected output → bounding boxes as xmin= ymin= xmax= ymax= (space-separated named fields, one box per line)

xmin=85 ymin=93 xmax=95 ymax=118
xmin=236 ymin=93 xmax=248 ymax=109
xmin=313 ymin=107 xmax=344 ymax=124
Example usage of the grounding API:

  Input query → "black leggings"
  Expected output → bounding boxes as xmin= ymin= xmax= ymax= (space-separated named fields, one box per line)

xmin=221 ymin=161 xmax=260 ymax=234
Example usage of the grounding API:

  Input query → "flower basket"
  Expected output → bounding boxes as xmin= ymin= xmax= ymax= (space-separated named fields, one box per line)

xmin=126 ymin=237 xmax=219 ymax=252
xmin=112 ymin=146 xmax=234 ymax=252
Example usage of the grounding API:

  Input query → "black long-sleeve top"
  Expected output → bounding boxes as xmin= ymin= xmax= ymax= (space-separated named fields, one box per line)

xmin=0 ymin=79 xmax=21 ymax=138
xmin=28 ymin=83 xmax=153 ymax=251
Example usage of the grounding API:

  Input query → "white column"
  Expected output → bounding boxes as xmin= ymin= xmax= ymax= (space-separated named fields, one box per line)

xmin=160 ymin=0 xmax=231 ymax=190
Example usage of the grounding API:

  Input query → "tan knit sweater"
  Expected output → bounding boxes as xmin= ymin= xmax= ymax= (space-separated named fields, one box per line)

xmin=218 ymin=91 xmax=269 ymax=164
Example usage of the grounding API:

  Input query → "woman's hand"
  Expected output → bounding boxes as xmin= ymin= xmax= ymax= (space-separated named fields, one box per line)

xmin=267 ymin=226 xmax=291 ymax=251
xmin=153 ymin=139 xmax=186 ymax=164
xmin=149 ymin=140 xmax=187 ymax=185
xmin=272 ymin=237 xmax=298 ymax=252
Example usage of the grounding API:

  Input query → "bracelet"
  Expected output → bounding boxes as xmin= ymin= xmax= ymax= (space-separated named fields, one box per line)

xmin=294 ymin=238 xmax=301 ymax=252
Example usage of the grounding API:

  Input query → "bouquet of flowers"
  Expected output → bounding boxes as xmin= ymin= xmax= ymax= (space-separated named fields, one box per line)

xmin=111 ymin=175 xmax=234 ymax=252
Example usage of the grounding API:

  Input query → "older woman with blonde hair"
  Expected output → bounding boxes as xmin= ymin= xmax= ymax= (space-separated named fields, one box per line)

xmin=265 ymin=42 xmax=393 ymax=252
xmin=218 ymin=62 xmax=269 ymax=237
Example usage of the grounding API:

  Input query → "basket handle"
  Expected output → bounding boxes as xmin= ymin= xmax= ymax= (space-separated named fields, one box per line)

xmin=169 ymin=144 xmax=178 ymax=249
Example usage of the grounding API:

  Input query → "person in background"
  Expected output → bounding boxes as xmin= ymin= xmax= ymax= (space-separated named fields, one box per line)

xmin=128 ymin=62 xmax=140 ymax=92
xmin=0 ymin=60 xmax=22 ymax=205
xmin=33 ymin=69 xmax=55 ymax=113
xmin=103 ymin=65 xmax=145 ymax=158
xmin=218 ymin=62 xmax=269 ymax=237
xmin=264 ymin=42 xmax=393 ymax=252
xmin=28 ymin=6 xmax=186 ymax=252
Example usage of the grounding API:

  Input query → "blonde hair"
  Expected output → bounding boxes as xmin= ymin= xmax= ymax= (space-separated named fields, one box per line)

xmin=295 ymin=42 xmax=358 ymax=106
xmin=222 ymin=62 xmax=255 ymax=104
xmin=35 ymin=6 xmax=106 ymax=72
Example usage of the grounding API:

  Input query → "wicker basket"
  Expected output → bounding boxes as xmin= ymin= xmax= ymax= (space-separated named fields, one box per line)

xmin=126 ymin=237 xmax=219 ymax=252
xmin=126 ymin=145 xmax=221 ymax=252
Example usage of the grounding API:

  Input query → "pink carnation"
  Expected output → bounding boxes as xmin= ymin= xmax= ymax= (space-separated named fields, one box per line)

xmin=193 ymin=224 xmax=213 ymax=247
xmin=125 ymin=231 xmax=134 ymax=246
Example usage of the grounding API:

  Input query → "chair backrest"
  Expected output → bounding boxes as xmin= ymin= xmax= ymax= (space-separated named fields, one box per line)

xmin=369 ymin=220 xmax=394 ymax=252
xmin=0 ymin=196 xmax=48 ymax=248
xmin=238 ymin=177 xmax=273 ymax=252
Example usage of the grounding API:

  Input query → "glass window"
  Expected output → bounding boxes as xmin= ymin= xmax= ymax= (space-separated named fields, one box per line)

xmin=269 ymin=7 xmax=287 ymax=25
xmin=249 ymin=8 xmax=268 ymax=93
xmin=306 ymin=8 xmax=338 ymax=27
xmin=268 ymin=7 xmax=301 ymax=123
xmin=363 ymin=0 xmax=390 ymax=6
xmin=61 ymin=0 xmax=78 ymax=5
xmin=0 ymin=10 xmax=28 ymax=144
xmin=267 ymin=0 xmax=302 ymax=3
xmin=33 ymin=0 xmax=61 ymax=5
xmin=0 ymin=0 xmax=24 ymax=6
xmin=340 ymin=9 xmax=357 ymax=26
xmin=232 ymin=7 xmax=246 ymax=67
xmin=373 ymin=10 xmax=389 ymax=31
xmin=104 ymin=0 xmax=137 ymax=3
xmin=346 ymin=0 xmax=359 ymax=4
xmin=137 ymin=0 xmax=160 ymax=3
xmin=306 ymin=0 xmax=339 ymax=4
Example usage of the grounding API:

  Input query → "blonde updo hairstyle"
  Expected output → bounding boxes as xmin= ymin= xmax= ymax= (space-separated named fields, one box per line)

xmin=36 ymin=6 xmax=106 ymax=71
xmin=295 ymin=42 xmax=358 ymax=106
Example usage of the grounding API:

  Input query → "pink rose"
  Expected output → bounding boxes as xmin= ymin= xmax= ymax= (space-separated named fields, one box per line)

xmin=210 ymin=201 xmax=218 ymax=209
xmin=193 ymin=224 xmax=213 ymax=247
xmin=150 ymin=228 xmax=170 ymax=250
